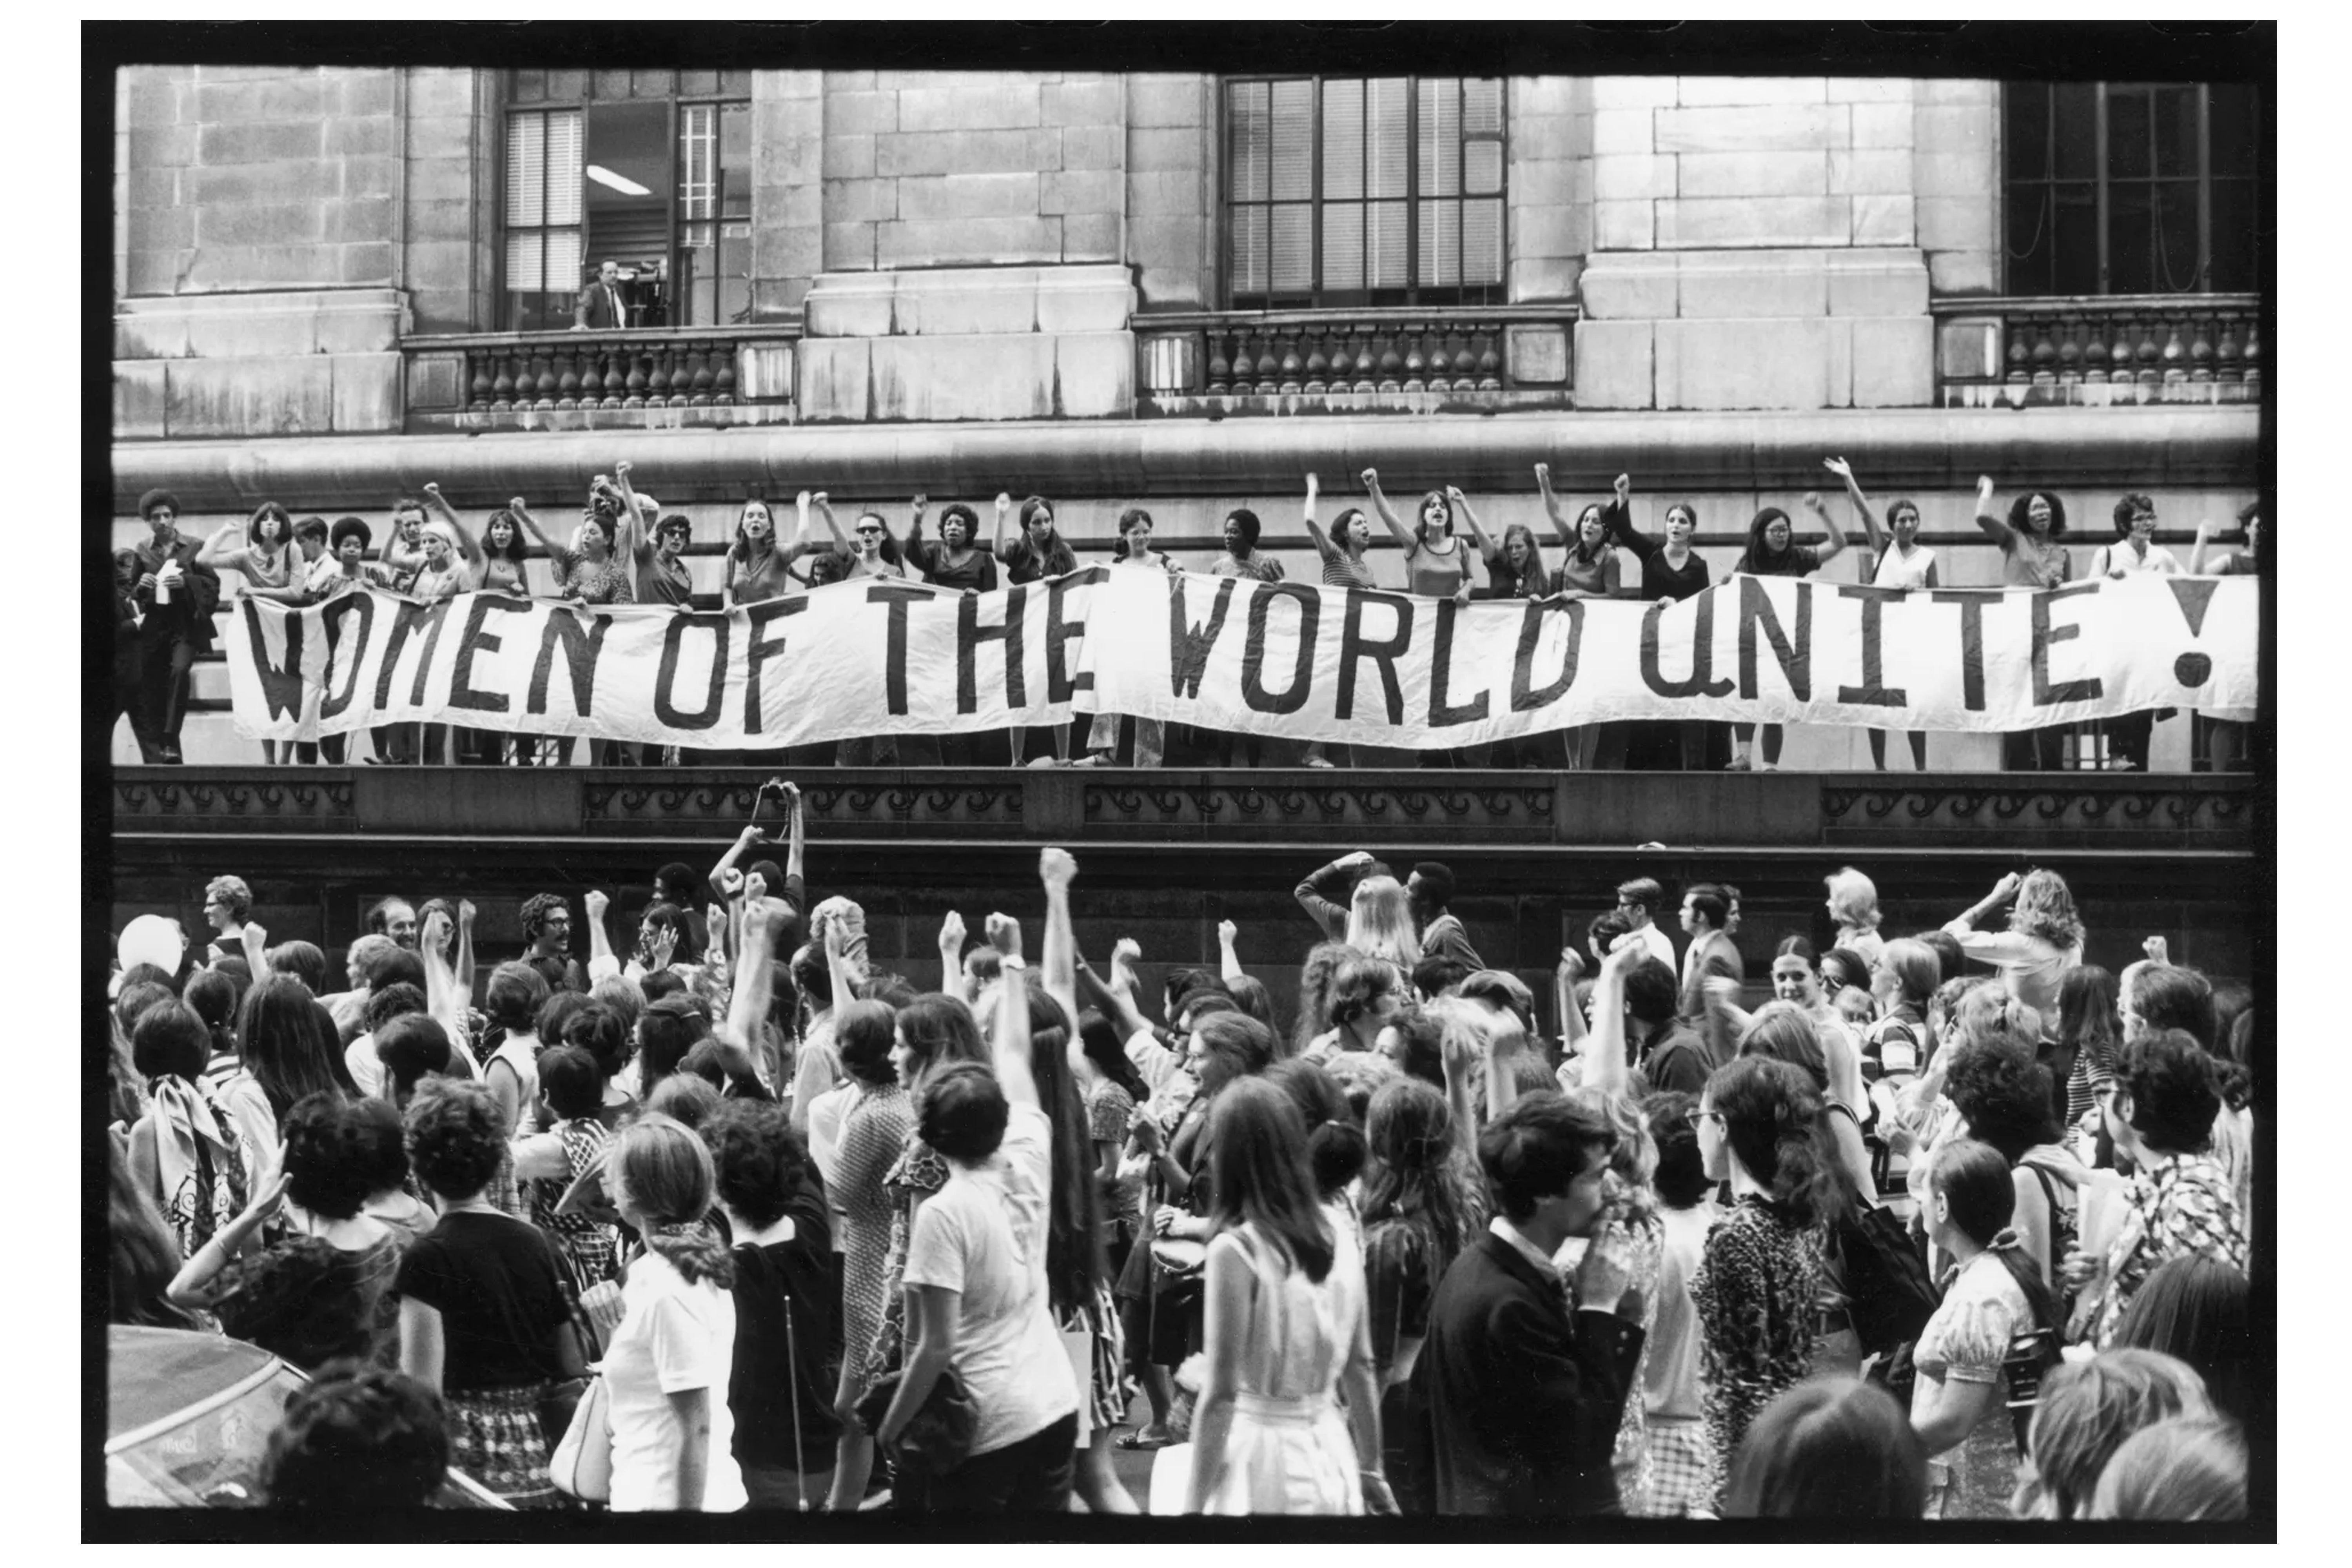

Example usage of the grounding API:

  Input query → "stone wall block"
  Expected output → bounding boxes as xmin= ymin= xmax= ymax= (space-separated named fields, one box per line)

xmin=1913 ymin=149 xmax=1994 ymax=196
xmin=1591 ymin=108 xmax=1656 ymax=155
xmin=1507 ymin=254 xmax=1583 ymax=304
xmin=1916 ymin=79 xmax=1997 ymax=106
xmin=827 ymin=89 xmax=899 ymax=136
xmin=1927 ymin=249 xmax=1996 ymax=294
xmin=1571 ymin=319 xmax=1655 ymax=408
xmin=1062 ymin=124 xmax=1126 ymax=172
xmin=867 ymin=334 xmax=1055 ymax=421
xmin=1655 ymin=104 xmax=1848 ymax=154
xmin=1510 ymin=113 xmax=1586 ymax=162
xmin=1657 ymin=196 xmax=1852 ymax=250
xmin=1654 ymin=318 xmax=1832 ymax=410
xmin=1042 ymin=78 xmax=1122 ymax=123
xmin=197 ymin=120 xmax=323 ymax=166
xmin=1515 ymin=203 xmax=1591 ymax=262
xmin=896 ymin=77 xmax=1041 ymax=132
xmin=1053 ymin=330 xmax=1136 ymax=418
xmin=1040 ymin=169 xmax=1122 ymax=217
xmin=1850 ymin=103 xmax=1916 ymax=149
xmin=1825 ymin=250 xmax=1930 ymax=316
xmin=824 ymin=220 xmax=878 ymax=272
xmin=1060 ymin=212 xmax=1122 ymax=262
xmin=1850 ymin=194 xmax=1916 ymax=246
xmin=797 ymin=337 xmax=872 ymax=421
xmin=1510 ymin=156 xmax=1592 ymax=214
xmin=1594 ymin=199 xmax=1655 ymax=251
xmin=1917 ymin=195 xmax=1992 ymax=254
xmin=1913 ymin=104 xmax=1993 ymax=155
xmin=1676 ymin=151 xmax=1829 ymax=199
xmin=1593 ymin=153 xmax=1676 ymax=201
xmin=1829 ymin=149 xmax=1915 ymax=196
xmin=164 ymin=354 xmax=334 ymax=438
xmin=1827 ymin=78 xmax=1915 ymax=103
xmin=823 ymin=178 xmax=899 ymax=224
xmin=1850 ymin=316 xmax=1933 ymax=407
xmin=875 ymin=127 xmax=1059 ymax=178
xmin=195 ymin=75 xmax=330 ymax=124
xmin=335 ymin=70 xmax=397 ymax=118
xmin=1129 ymin=75 xmax=1209 ymax=128
xmin=1675 ymin=76 xmax=1828 ymax=107
xmin=1127 ymin=125 xmax=1209 ymax=174
xmin=893 ymin=172 xmax=1040 ymax=223
xmin=196 ymin=202 xmax=325 ymax=249
xmin=129 ymin=125 xmax=198 ymax=169
xmin=822 ymin=134 xmax=875 ymax=180
xmin=803 ymin=274 xmax=897 ymax=337
xmin=875 ymin=216 xmax=1063 ymax=270
xmin=1676 ymin=252 xmax=1828 ymax=319
xmin=1510 ymin=76 xmax=1588 ymax=117
xmin=1577 ymin=253 xmax=1680 ymax=319
xmin=115 ymin=360 xmax=167 ymax=439
xmin=329 ymin=351 xmax=404 ymax=432
xmin=1590 ymin=77 xmax=1680 ymax=110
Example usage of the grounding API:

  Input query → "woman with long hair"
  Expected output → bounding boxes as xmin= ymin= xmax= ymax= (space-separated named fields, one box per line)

xmin=2111 ymin=1255 xmax=2251 ymax=1427
xmin=601 ymin=1113 xmax=749 ymax=1512
xmin=1634 ymin=1091 xmax=1720 ymax=1517
xmin=1726 ymin=494 xmax=1849 ymax=771
xmin=2011 ymin=1347 xmax=2212 ymax=1519
xmin=198 ymin=502 xmax=302 ymax=763
xmin=464 ymin=505 xmax=539 ymax=762
xmin=1824 ymin=457 xmax=1936 ymax=771
xmin=1722 ymin=1377 xmax=1927 ymax=1520
xmin=1180 ymin=1078 xmax=1386 ymax=1515
xmin=1363 ymin=468 xmax=1472 ymax=603
xmin=1599 ymin=474 xmax=1715 ymax=769
xmin=828 ymin=990 xmax=990 ymax=1510
xmin=1908 ymin=1138 xmax=2061 ymax=1519
xmin=1535 ymin=478 xmax=1634 ymax=768
xmin=723 ymin=495 xmax=796 ymax=607
xmin=1266 ymin=1058 xmax=1369 ymax=1246
xmin=1296 ymin=474 xmax=1379 ymax=767
xmin=2055 ymin=964 xmax=2122 ymax=1134
xmin=221 ymin=974 xmax=355 ymax=1170
xmin=819 ymin=997 xmax=911 ymax=1510
xmin=987 ymin=492 xmax=1079 ymax=764
xmin=2087 ymin=1416 xmax=2247 ymax=1521
xmin=1346 ymin=875 xmax=1423 ymax=980
xmin=1943 ymin=868 xmax=2085 ymax=1027
xmin=1688 ymin=1054 xmax=1835 ymax=1508
xmin=1292 ymin=941 xmax=1359 ymax=1059
xmin=1358 ymin=1075 xmax=1485 ymax=1512
xmin=1075 ymin=1008 xmax=1151 ymax=1280
xmin=1971 ymin=477 xmax=2076 ymax=769
xmin=394 ymin=1078 xmax=582 ymax=1508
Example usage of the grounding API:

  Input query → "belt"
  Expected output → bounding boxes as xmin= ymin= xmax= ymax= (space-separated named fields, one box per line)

xmin=1229 ymin=1391 xmax=1336 ymax=1426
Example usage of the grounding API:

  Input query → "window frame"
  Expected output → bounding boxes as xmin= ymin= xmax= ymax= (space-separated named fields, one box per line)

xmin=495 ymin=70 xmax=754 ymax=332
xmin=2000 ymin=80 xmax=2258 ymax=297
xmin=1220 ymin=74 xmax=1508 ymax=311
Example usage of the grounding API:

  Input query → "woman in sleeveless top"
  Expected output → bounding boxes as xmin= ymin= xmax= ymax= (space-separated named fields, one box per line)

xmin=1823 ymin=457 xmax=1936 ymax=773
xmin=1297 ymin=475 xmax=1375 ymax=767
xmin=1362 ymin=468 xmax=1471 ymax=601
xmin=1179 ymin=1079 xmax=1387 ymax=1515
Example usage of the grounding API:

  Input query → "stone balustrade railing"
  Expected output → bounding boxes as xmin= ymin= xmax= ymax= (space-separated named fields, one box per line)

xmin=1932 ymin=294 xmax=2261 ymax=409
xmin=1135 ymin=306 xmax=1579 ymax=416
xmin=403 ymin=324 xmax=801 ymax=434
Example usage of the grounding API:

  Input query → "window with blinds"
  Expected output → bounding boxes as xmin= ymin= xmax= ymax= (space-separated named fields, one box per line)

xmin=2004 ymin=82 xmax=2260 ymax=296
xmin=500 ymin=71 xmax=753 ymax=331
xmin=505 ymin=109 xmax=583 ymax=332
xmin=1227 ymin=76 xmax=1504 ymax=308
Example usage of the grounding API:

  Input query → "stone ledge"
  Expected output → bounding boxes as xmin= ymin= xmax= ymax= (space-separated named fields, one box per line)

xmin=803 ymin=263 xmax=1136 ymax=339
xmin=115 ymin=286 xmax=409 ymax=360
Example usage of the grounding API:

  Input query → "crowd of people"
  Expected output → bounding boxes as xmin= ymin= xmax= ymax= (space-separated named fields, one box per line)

xmin=106 ymin=789 xmax=2258 ymax=1519
xmin=112 ymin=466 xmax=2262 ymax=772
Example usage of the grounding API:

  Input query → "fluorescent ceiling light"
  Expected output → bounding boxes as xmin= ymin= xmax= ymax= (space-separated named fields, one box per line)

xmin=586 ymin=164 xmax=651 ymax=197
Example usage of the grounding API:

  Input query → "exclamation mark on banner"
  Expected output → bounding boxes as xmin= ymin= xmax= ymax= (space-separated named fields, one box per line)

xmin=2166 ymin=578 xmax=2220 ymax=688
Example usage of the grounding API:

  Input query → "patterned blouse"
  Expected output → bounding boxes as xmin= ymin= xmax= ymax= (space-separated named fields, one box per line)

xmin=1689 ymin=1195 xmax=1826 ymax=1508
xmin=2089 ymin=1149 xmax=2247 ymax=1347
xmin=546 ymin=544 xmax=634 ymax=604
xmin=862 ymin=1131 xmax=951 ymax=1383
xmin=1913 ymin=1247 xmax=2033 ymax=1520
xmin=1568 ymin=1212 xmax=1666 ymax=1509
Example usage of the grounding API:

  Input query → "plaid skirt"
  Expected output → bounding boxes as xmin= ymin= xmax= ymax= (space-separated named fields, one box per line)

xmin=446 ymin=1385 xmax=561 ymax=1509
xmin=1635 ymin=1418 xmax=1715 ymax=1519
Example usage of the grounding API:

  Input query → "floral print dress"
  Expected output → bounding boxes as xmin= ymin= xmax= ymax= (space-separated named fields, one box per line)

xmin=1689 ymin=1195 xmax=1826 ymax=1509
xmin=1912 ymin=1248 xmax=2032 ymax=1519
xmin=833 ymin=1082 xmax=915 ymax=1405
xmin=2088 ymin=1149 xmax=2247 ymax=1347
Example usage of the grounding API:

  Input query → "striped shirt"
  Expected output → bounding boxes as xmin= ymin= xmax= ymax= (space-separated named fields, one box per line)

xmin=1321 ymin=551 xmax=1379 ymax=591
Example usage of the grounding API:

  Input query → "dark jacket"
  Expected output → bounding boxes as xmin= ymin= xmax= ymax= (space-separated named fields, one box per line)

xmin=1408 ymin=1230 xmax=1644 ymax=1516
xmin=131 ymin=535 xmax=222 ymax=652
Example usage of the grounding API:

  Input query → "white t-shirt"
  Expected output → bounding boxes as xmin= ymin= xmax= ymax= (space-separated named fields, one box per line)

xmin=1631 ymin=922 xmax=1676 ymax=974
xmin=344 ymin=1031 xmax=384 ymax=1098
xmin=602 ymin=1250 xmax=748 ymax=1512
xmin=900 ymin=1102 xmax=1079 ymax=1456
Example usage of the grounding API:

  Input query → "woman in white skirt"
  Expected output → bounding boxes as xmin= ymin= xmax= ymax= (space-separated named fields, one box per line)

xmin=1178 ymin=1077 xmax=1391 ymax=1515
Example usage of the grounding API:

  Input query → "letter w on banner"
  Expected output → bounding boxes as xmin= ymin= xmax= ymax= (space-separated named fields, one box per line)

xmin=227 ymin=572 xmax=2256 ymax=749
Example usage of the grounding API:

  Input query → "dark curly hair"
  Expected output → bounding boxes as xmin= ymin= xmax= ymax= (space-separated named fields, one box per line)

xmin=1266 ymin=1058 xmax=1366 ymax=1201
xmin=363 ymin=981 xmax=426 ymax=1036
xmin=535 ymin=991 xmax=592 ymax=1051
xmin=834 ymin=998 xmax=898 ymax=1089
xmin=210 ymin=1238 xmax=381 ymax=1372
xmin=561 ymin=1002 xmax=632 ymax=1083
xmin=345 ymin=1096 xmax=409 ymax=1196
xmin=518 ymin=893 xmax=568 ymax=941
xmin=2114 ymin=1029 xmax=2221 ymax=1155
xmin=1942 ymin=1033 xmax=2061 ymax=1163
xmin=537 ymin=1043 xmax=604 ymax=1123
xmin=638 ymin=993 xmax=713 ymax=1089
xmin=403 ymin=1077 xmax=509 ymax=1201
xmin=281 ymin=1093 xmax=376 ymax=1220
xmin=261 ymin=1361 xmax=448 ymax=1508
xmin=2007 ymin=489 xmax=2069 ymax=539
xmin=918 ymin=1061 xmax=1010 ymax=1164
xmin=1706 ymin=1054 xmax=1840 ymax=1229
xmin=702 ymin=1098 xmax=808 ymax=1230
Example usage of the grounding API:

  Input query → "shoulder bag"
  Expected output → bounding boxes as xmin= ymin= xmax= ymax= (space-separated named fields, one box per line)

xmin=548 ymin=1372 xmax=612 ymax=1503
xmin=1829 ymin=1173 xmax=1940 ymax=1359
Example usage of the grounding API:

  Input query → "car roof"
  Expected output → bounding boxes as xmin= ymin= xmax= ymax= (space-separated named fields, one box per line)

xmin=107 ymin=1325 xmax=281 ymax=1443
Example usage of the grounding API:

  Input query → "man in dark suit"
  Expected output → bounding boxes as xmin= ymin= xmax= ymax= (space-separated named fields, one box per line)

xmin=573 ymin=258 xmax=630 ymax=330
xmin=1409 ymin=1088 xmax=1646 ymax=1516
xmin=1676 ymin=881 xmax=1744 ymax=1043
xmin=127 ymin=488 xmax=222 ymax=764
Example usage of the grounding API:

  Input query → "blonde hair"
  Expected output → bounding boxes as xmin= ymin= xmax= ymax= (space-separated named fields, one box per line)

xmin=2009 ymin=868 xmax=2084 ymax=951
xmin=612 ymin=1113 xmax=734 ymax=1288
xmin=1346 ymin=875 xmax=1423 ymax=971
xmin=2086 ymin=1416 xmax=2247 ymax=1521
xmin=1824 ymin=866 xmax=1880 ymax=930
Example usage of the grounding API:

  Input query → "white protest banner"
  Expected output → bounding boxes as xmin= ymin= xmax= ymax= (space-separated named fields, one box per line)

xmin=227 ymin=569 xmax=2256 ymax=749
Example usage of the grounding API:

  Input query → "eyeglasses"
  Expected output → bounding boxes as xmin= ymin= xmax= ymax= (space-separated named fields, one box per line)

xmin=1685 ymin=1109 xmax=1724 ymax=1129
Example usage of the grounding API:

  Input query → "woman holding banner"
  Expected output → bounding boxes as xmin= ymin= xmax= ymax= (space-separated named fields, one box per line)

xmin=1298 ymin=475 xmax=1377 ymax=768
xmin=724 ymin=496 xmax=797 ymax=607
xmin=1363 ymin=469 xmax=1473 ymax=603
xmin=1728 ymin=495 xmax=1849 ymax=772
xmin=199 ymin=503 xmax=302 ymax=764
xmin=1539 ymin=477 xmax=1636 ymax=770
xmin=1824 ymin=458 xmax=1935 ymax=773
xmin=512 ymin=494 xmax=632 ymax=766
xmin=1602 ymin=477 xmax=1718 ymax=772
xmin=1077 ymin=509 xmax=1180 ymax=768
xmin=1973 ymin=477 xmax=2075 ymax=771
xmin=993 ymin=494 xmax=1080 ymax=767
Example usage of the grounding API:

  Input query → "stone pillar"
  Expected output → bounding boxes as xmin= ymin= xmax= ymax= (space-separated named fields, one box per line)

xmin=1127 ymin=74 xmax=1216 ymax=310
xmin=800 ymin=69 xmax=1136 ymax=420
xmin=1507 ymin=76 xmax=1593 ymax=303
xmin=116 ymin=65 xmax=410 ymax=439
xmin=402 ymin=68 xmax=497 ymax=335
xmin=1573 ymin=77 xmax=1942 ymax=411
xmin=750 ymin=70 xmax=824 ymax=319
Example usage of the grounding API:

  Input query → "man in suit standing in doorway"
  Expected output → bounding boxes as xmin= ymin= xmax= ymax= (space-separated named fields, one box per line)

xmin=573 ymin=258 xmax=631 ymax=330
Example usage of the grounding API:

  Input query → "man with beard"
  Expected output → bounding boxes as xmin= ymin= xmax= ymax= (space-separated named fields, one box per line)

xmin=519 ymin=892 xmax=587 ymax=995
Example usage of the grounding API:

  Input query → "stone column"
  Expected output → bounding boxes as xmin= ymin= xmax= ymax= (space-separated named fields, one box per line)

xmin=116 ymin=65 xmax=411 ymax=439
xmin=1573 ymin=77 xmax=1944 ymax=411
xmin=800 ymin=69 xmax=1136 ymax=421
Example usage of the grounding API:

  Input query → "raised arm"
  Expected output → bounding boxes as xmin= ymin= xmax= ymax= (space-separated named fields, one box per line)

xmin=1802 ymin=490 xmax=1850 ymax=569
xmin=714 ymin=895 xmax=786 ymax=1084
xmin=1699 ymin=977 xmax=1752 ymax=1066
xmin=1301 ymin=472 xmax=1340 ymax=563
xmin=812 ymin=491 xmax=850 ymax=554
xmin=1216 ymin=919 xmax=1245 ymax=985
xmin=419 ymin=907 xmax=470 ymax=1053
xmin=1821 ymin=457 xmax=1885 ymax=558
xmin=1971 ymin=475 xmax=2017 ymax=550
xmin=194 ymin=514 xmax=247 ymax=570
xmin=1448 ymin=485 xmax=1499 ymax=562
xmin=903 ymin=507 xmax=936 ymax=575
xmin=610 ymin=462 xmax=652 ymax=564
xmin=1582 ymin=940 xmax=1641 ymax=1096
xmin=1361 ymin=468 xmax=1418 ymax=554
xmin=1294 ymin=852 xmax=1368 ymax=942
xmin=936 ymin=910 xmax=967 ymax=998
xmin=990 ymin=491 xmax=1017 ymax=562
xmin=583 ymin=888 xmax=617 ymax=981
xmin=453 ymin=898 xmax=477 ymax=1004
xmin=1534 ymin=463 xmax=1579 ymax=550
xmin=1437 ymin=1006 xmax=1482 ymax=1163
xmin=1039 ymin=848 xmax=1082 ymax=1029
xmin=2189 ymin=520 xmax=2216 ymax=575
xmin=984 ymin=913 xmax=1040 ymax=1112
xmin=780 ymin=781 xmax=806 ymax=921
xmin=509 ymin=499 xmax=557 ymax=554
xmin=1945 ymin=870 xmax=2024 ymax=936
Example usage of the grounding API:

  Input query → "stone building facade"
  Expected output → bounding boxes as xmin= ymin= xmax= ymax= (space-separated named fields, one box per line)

xmin=111 ymin=65 xmax=2263 ymax=766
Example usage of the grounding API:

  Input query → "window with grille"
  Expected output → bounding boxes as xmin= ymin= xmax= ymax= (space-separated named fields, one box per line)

xmin=501 ymin=70 xmax=753 ymax=331
xmin=1226 ymin=77 xmax=1505 ymax=309
xmin=2003 ymin=82 xmax=2261 ymax=296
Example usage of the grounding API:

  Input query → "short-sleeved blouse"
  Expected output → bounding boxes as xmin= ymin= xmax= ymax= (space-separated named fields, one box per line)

xmin=1690 ymin=1195 xmax=1826 ymax=1507
xmin=1740 ymin=545 xmax=1824 ymax=579
xmin=1999 ymin=530 xmax=2071 ymax=590
xmin=1556 ymin=547 xmax=1623 ymax=597
xmin=1320 ymin=550 xmax=1379 ymax=591
xmin=546 ymin=545 xmax=634 ymax=604
xmin=1912 ymin=1250 xmax=2033 ymax=1519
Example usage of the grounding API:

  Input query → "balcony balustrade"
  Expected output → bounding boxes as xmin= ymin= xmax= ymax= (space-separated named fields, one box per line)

xmin=1933 ymin=294 xmax=2261 ymax=409
xmin=1136 ymin=306 xmax=1578 ymax=417
xmin=401 ymin=323 xmax=800 ymax=434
